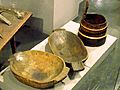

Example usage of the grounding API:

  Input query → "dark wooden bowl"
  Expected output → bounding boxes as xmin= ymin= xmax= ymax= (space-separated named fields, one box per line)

xmin=79 ymin=14 xmax=107 ymax=46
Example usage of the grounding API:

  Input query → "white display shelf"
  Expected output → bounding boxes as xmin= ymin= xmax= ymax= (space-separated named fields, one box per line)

xmin=0 ymin=21 xmax=117 ymax=90
xmin=31 ymin=21 xmax=117 ymax=90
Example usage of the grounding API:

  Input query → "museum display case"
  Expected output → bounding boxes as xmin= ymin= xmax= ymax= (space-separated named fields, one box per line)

xmin=0 ymin=0 xmax=120 ymax=90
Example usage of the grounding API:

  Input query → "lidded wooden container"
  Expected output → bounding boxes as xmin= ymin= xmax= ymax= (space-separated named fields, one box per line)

xmin=78 ymin=0 xmax=107 ymax=47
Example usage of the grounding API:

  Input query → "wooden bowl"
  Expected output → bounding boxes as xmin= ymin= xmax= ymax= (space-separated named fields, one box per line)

xmin=9 ymin=50 xmax=69 ymax=89
xmin=48 ymin=29 xmax=88 ymax=71
xmin=79 ymin=14 xmax=107 ymax=46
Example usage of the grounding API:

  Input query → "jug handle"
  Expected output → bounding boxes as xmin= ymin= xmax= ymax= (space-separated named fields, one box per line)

xmin=82 ymin=0 xmax=89 ymax=19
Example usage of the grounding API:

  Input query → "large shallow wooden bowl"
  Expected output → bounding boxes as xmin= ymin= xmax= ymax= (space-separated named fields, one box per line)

xmin=48 ymin=29 xmax=88 ymax=71
xmin=9 ymin=50 xmax=69 ymax=89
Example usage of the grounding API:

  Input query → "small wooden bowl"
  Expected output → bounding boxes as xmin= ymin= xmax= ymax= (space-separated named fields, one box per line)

xmin=48 ymin=29 xmax=88 ymax=71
